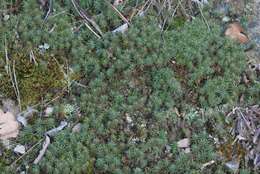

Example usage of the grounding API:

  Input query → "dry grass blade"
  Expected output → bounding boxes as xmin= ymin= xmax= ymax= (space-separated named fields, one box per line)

xmin=197 ymin=3 xmax=210 ymax=31
xmin=136 ymin=0 xmax=152 ymax=17
xmin=4 ymin=38 xmax=21 ymax=111
xmin=161 ymin=0 xmax=183 ymax=31
xmin=11 ymin=138 xmax=44 ymax=166
xmin=71 ymin=0 xmax=103 ymax=38
xmin=12 ymin=61 xmax=21 ymax=111
xmin=105 ymin=0 xmax=130 ymax=25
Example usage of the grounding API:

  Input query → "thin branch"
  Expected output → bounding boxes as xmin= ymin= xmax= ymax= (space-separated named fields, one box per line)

xmin=43 ymin=0 xmax=53 ymax=21
xmin=33 ymin=136 xmax=51 ymax=164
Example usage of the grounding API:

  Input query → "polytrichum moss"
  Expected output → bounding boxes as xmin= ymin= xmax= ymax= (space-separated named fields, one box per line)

xmin=0 ymin=0 xmax=259 ymax=173
xmin=0 ymin=50 xmax=66 ymax=108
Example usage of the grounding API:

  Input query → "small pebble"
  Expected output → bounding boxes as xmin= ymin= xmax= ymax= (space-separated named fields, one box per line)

xmin=14 ymin=144 xmax=26 ymax=154
xmin=3 ymin=15 xmax=10 ymax=21
xmin=184 ymin=148 xmax=191 ymax=154
xmin=177 ymin=138 xmax=190 ymax=148
xmin=45 ymin=106 xmax=54 ymax=117
xmin=72 ymin=123 xmax=82 ymax=133
xmin=222 ymin=16 xmax=230 ymax=22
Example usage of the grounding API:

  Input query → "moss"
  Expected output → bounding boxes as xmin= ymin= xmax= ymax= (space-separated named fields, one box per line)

xmin=167 ymin=16 xmax=186 ymax=30
xmin=0 ymin=50 xmax=66 ymax=108
xmin=0 ymin=0 xmax=259 ymax=173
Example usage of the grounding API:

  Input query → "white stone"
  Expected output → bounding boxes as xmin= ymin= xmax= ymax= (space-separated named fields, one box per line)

xmin=72 ymin=123 xmax=82 ymax=133
xmin=14 ymin=145 xmax=26 ymax=154
xmin=45 ymin=107 xmax=54 ymax=117
xmin=3 ymin=15 xmax=10 ymax=21
xmin=177 ymin=138 xmax=190 ymax=148
xmin=112 ymin=23 xmax=128 ymax=34
xmin=126 ymin=115 xmax=133 ymax=124
xmin=222 ymin=16 xmax=230 ymax=22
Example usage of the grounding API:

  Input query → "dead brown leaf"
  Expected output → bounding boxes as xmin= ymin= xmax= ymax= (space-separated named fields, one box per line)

xmin=225 ymin=22 xmax=249 ymax=44
xmin=0 ymin=109 xmax=19 ymax=140
xmin=224 ymin=105 xmax=260 ymax=169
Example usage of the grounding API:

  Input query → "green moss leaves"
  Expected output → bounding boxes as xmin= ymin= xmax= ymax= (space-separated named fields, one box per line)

xmin=167 ymin=19 xmax=246 ymax=107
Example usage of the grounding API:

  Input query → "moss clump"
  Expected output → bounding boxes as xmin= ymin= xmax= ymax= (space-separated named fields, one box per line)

xmin=0 ymin=50 xmax=66 ymax=108
xmin=27 ymin=18 xmax=247 ymax=173
xmin=1 ymin=0 xmax=258 ymax=173
xmin=167 ymin=19 xmax=246 ymax=107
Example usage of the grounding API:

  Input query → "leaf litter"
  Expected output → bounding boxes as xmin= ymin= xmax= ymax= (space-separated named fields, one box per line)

xmin=224 ymin=105 xmax=260 ymax=170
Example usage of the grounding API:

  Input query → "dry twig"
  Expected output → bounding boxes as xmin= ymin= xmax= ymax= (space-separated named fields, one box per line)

xmin=33 ymin=136 xmax=50 ymax=164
